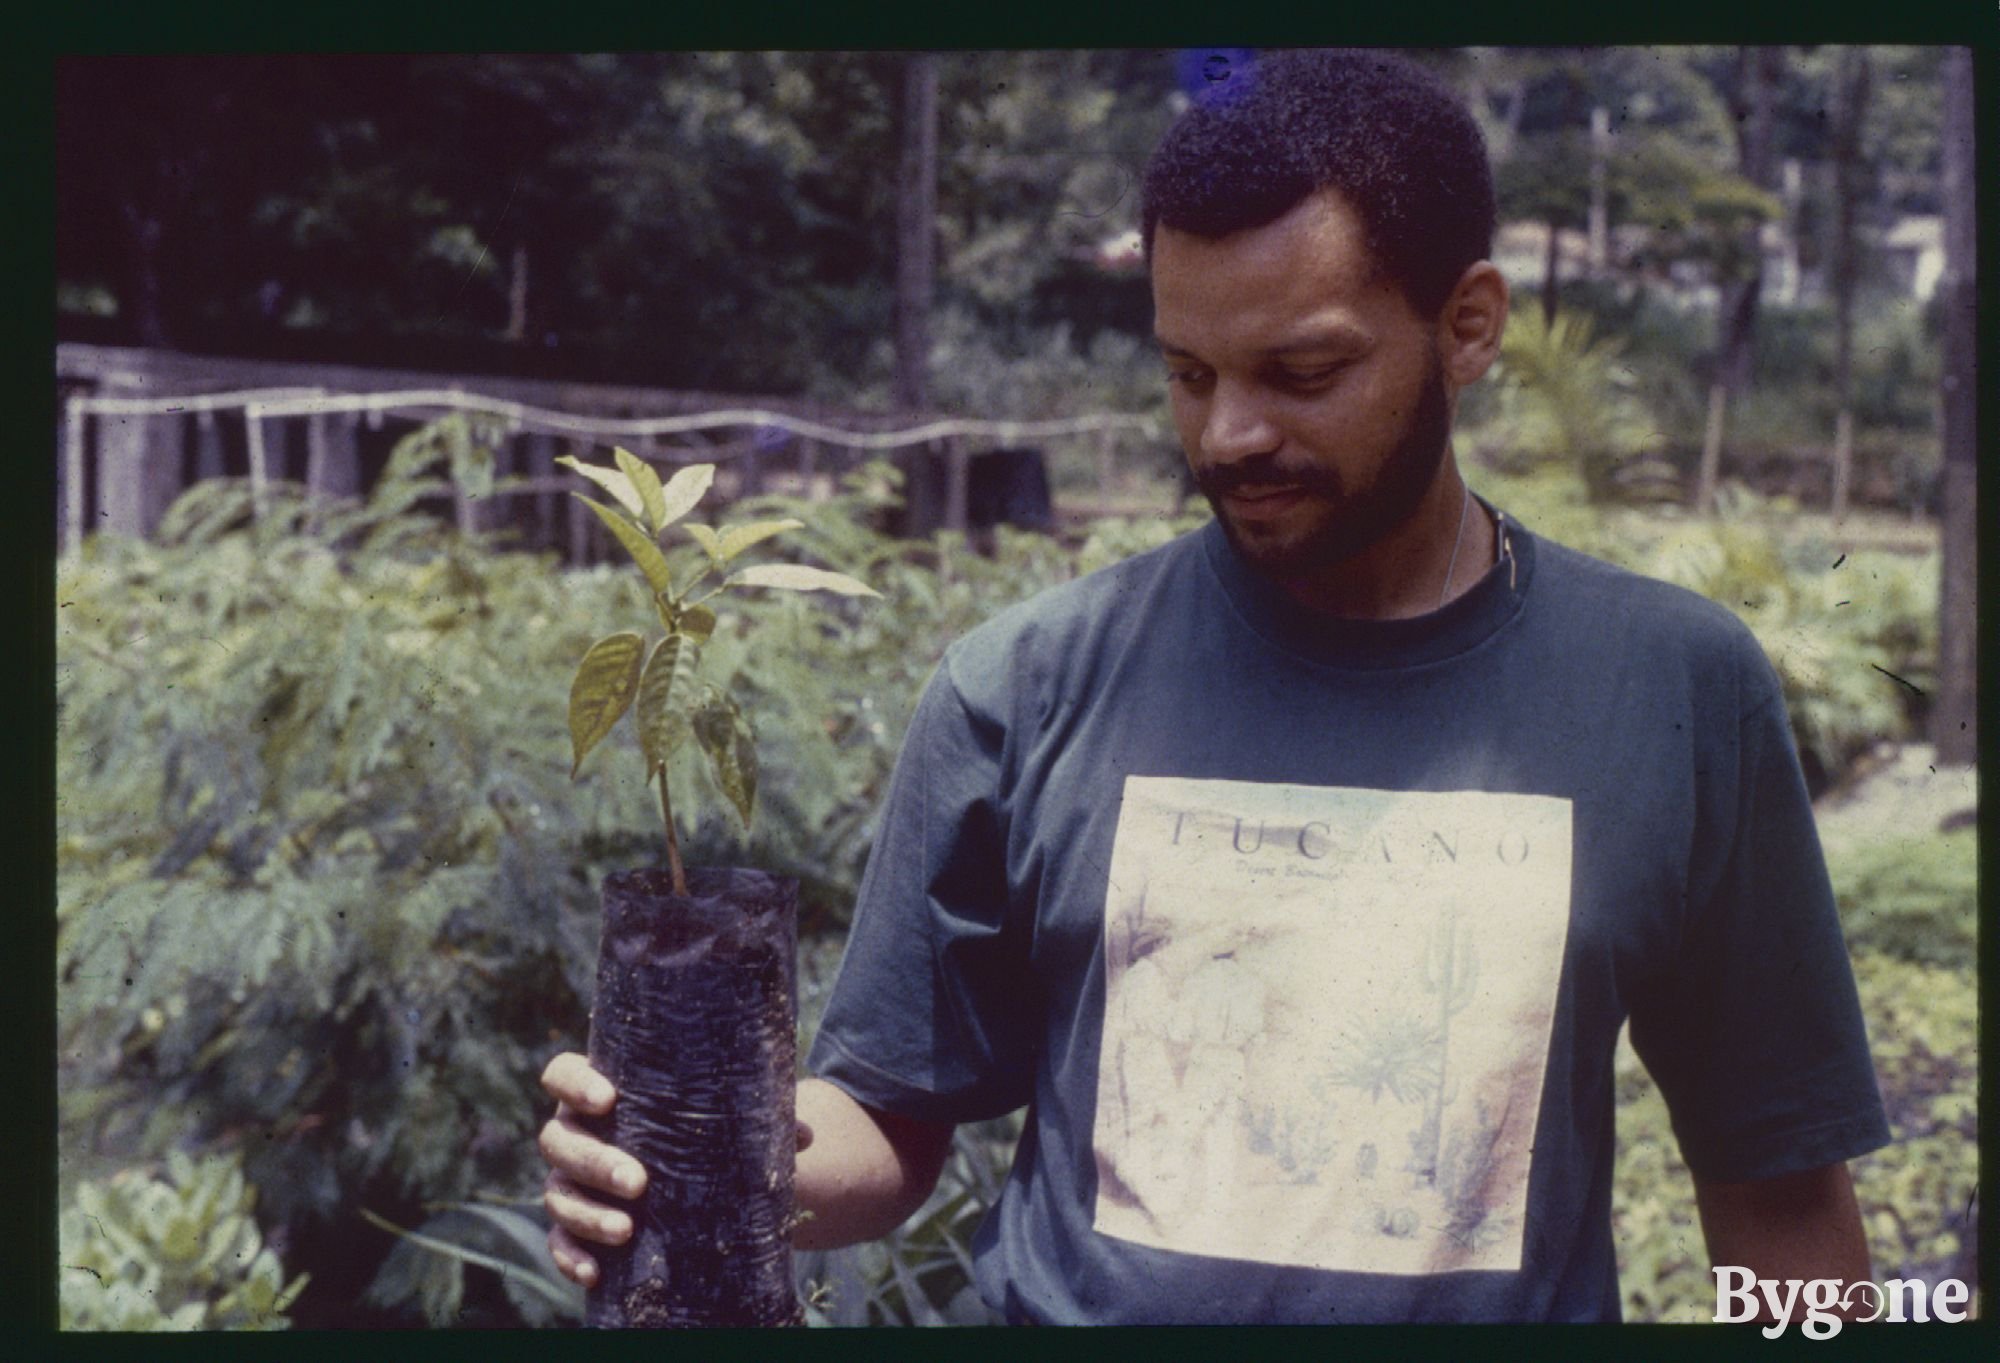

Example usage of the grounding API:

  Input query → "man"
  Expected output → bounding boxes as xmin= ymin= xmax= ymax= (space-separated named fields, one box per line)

xmin=540 ymin=49 xmax=1888 ymax=1324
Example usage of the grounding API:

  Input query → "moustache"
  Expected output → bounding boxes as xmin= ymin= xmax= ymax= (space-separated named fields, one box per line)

xmin=1193 ymin=455 xmax=1344 ymax=498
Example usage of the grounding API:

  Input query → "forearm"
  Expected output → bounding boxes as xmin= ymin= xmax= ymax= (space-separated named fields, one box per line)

xmin=1694 ymin=1162 xmax=1872 ymax=1288
xmin=793 ymin=1077 xmax=954 ymax=1251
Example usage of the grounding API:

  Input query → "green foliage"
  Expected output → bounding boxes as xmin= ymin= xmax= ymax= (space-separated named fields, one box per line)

xmin=1632 ymin=494 xmax=1936 ymax=791
xmin=795 ymin=1118 xmax=1018 ymax=1327
xmin=362 ymin=1199 xmax=583 ymax=1328
xmin=1613 ymin=820 xmax=1976 ymax=1322
xmin=559 ymin=446 xmax=877 ymax=885
xmin=56 ymin=419 xmax=1200 ymax=1325
xmin=1479 ymin=307 xmax=1671 ymax=500
xmin=1827 ymin=830 xmax=1976 ymax=969
xmin=559 ymin=445 xmax=882 ymax=898
xmin=1463 ymin=472 xmax=1937 ymax=792
xmin=60 ymin=1149 xmax=308 ymax=1331
xmin=1846 ymin=951 xmax=1979 ymax=1285
xmin=59 ymin=427 xmax=641 ymax=1316
xmin=58 ymin=406 xmax=1945 ymax=1328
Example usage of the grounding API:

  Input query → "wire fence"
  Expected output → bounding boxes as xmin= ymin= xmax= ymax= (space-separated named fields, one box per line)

xmin=59 ymin=380 xmax=1165 ymax=560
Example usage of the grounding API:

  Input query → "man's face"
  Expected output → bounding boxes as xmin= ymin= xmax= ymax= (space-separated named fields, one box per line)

xmin=1152 ymin=189 xmax=1454 ymax=579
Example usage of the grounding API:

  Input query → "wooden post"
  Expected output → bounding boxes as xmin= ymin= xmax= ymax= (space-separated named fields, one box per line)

xmin=97 ymin=383 xmax=150 ymax=540
xmin=195 ymin=409 xmax=225 ymax=481
xmin=92 ymin=357 xmax=185 ymax=540
xmin=1828 ymin=410 xmax=1853 ymax=524
xmin=63 ymin=398 xmax=86 ymax=555
xmin=1588 ymin=106 xmax=1610 ymax=276
xmin=739 ymin=433 xmax=763 ymax=498
xmin=799 ymin=437 xmax=819 ymax=497
xmin=1695 ymin=383 xmax=1727 ymax=514
xmin=246 ymin=403 xmax=269 ymax=523
xmin=943 ymin=437 xmax=970 ymax=533
xmin=305 ymin=395 xmax=331 ymax=497
xmin=147 ymin=404 xmax=188 ymax=535
xmin=326 ymin=413 xmax=361 ymax=499
xmin=567 ymin=450 xmax=591 ymax=565
xmin=527 ymin=433 xmax=559 ymax=553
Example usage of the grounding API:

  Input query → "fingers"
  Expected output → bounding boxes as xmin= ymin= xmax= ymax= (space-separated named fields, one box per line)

xmin=545 ymin=1168 xmax=635 ymax=1248
xmin=538 ymin=1050 xmax=639 ymax=1293
xmin=540 ymin=1051 xmax=617 ymax=1115
xmin=547 ymin=1221 xmax=600 ymax=1289
xmin=538 ymin=1110 xmax=648 ymax=1200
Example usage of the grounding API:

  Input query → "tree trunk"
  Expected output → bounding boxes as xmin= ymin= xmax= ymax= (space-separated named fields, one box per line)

xmin=506 ymin=243 xmax=529 ymax=344
xmin=1716 ymin=46 xmax=1783 ymax=400
xmin=894 ymin=54 xmax=939 ymax=412
xmin=1588 ymin=105 xmax=1610 ymax=276
xmin=1696 ymin=382 xmax=1728 ymax=515
xmin=1542 ymin=216 xmax=1561 ymax=326
xmin=1828 ymin=48 xmax=1870 ymax=525
xmin=121 ymin=204 xmax=172 ymax=350
xmin=1932 ymin=47 xmax=1976 ymax=766
xmin=583 ymin=866 xmax=801 ymax=1328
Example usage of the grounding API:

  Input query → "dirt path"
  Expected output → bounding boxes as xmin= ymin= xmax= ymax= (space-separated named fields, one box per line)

xmin=1813 ymin=742 xmax=1979 ymax=847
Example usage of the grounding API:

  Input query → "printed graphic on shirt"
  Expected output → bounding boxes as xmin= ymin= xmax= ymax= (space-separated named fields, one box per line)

xmin=1090 ymin=777 xmax=1573 ymax=1276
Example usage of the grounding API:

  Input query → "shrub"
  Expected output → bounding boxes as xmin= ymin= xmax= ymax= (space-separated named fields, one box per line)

xmin=1464 ymin=476 xmax=1937 ymax=794
xmin=60 ymin=1150 xmax=307 ymax=1331
xmin=1827 ymin=831 xmax=1976 ymax=968
xmin=1614 ymin=821 xmax=1977 ymax=1322
xmin=1475 ymin=306 xmax=1671 ymax=500
xmin=55 ymin=425 xmax=1192 ymax=1326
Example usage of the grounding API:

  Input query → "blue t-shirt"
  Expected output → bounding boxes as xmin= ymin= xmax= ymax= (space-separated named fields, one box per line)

xmin=808 ymin=513 xmax=1890 ymax=1324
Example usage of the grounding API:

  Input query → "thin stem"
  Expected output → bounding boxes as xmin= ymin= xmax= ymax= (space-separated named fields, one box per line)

xmin=658 ymin=765 xmax=687 ymax=897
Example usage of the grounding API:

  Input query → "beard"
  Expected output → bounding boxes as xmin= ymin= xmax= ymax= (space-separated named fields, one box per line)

xmin=1194 ymin=348 xmax=1452 ymax=580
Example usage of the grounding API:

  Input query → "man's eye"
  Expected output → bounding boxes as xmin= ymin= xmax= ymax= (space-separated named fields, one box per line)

xmin=1274 ymin=365 xmax=1341 ymax=388
xmin=1167 ymin=368 xmax=1212 ymax=389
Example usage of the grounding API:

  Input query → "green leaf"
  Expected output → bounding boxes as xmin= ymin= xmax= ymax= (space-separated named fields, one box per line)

xmin=725 ymin=563 xmax=881 ymax=598
xmin=636 ymin=634 xmax=703 ymax=777
xmin=567 ymin=632 xmax=644 ymax=779
xmin=613 ymin=448 xmax=668 ymax=533
xmin=679 ymin=605 xmax=717 ymax=643
xmin=718 ymin=518 xmax=805 ymax=562
xmin=693 ymin=689 xmax=758 ymax=828
xmin=359 ymin=1209 xmax=580 ymax=1316
xmin=449 ymin=436 xmax=495 ymax=501
xmin=555 ymin=455 xmax=644 ymax=520
xmin=655 ymin=464 xmax=716 ymax=529
xmin=576 ymin=496 xmax=673 ymax=597
xmin=683 ymin=524 xmax=725 ymax=562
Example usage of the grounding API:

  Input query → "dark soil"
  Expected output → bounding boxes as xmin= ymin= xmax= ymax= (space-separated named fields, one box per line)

xmin=583 ymin=865 xmax=802 ymax=1328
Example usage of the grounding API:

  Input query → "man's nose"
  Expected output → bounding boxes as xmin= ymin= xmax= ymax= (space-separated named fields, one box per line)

xmin=1198 ymin=381 xmax=1281 ymax=465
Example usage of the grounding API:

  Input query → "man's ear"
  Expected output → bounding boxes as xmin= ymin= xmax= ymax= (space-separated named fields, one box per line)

xmin=1435 ymin=262 xmax=1509 ymax=388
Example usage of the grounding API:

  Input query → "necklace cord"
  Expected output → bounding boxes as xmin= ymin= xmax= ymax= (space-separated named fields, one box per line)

xmin=1437 ymin=486 xmax=1472 ymax=610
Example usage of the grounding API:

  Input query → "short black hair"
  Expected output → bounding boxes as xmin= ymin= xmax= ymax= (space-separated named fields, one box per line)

xmin=1142 ymin=49 xmax=1496 ymax=319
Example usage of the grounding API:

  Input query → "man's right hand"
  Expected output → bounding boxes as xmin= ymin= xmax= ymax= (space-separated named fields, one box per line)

xmin=539 ymin=1052 xmax=950 ymax=1276
xmin=538 ymin=1051 xmax=648 ymax=1289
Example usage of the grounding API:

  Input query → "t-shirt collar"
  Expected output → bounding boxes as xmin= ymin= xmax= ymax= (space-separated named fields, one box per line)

xmin=1198 ymin=497 xmax=1534 ymax=670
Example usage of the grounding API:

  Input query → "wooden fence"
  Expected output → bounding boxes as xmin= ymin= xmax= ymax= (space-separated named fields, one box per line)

xmin=56 ymin=344 xmax=1162 ymax=560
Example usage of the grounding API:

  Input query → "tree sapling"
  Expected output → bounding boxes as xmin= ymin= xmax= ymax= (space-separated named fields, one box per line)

xmin=560 ymin=448 xmax=878 ymax=1328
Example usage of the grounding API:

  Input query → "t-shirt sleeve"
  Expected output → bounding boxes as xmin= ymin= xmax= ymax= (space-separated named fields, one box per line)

xmin=805 ymin=651 xmax=1036 ymax=1125
xmin=1626 ymin=647 xmax=1892 ymax=1183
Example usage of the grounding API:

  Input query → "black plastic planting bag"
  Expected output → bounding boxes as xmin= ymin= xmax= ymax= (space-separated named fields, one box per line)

xmin=583 ymin=866 xmax=801 ymax=1328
